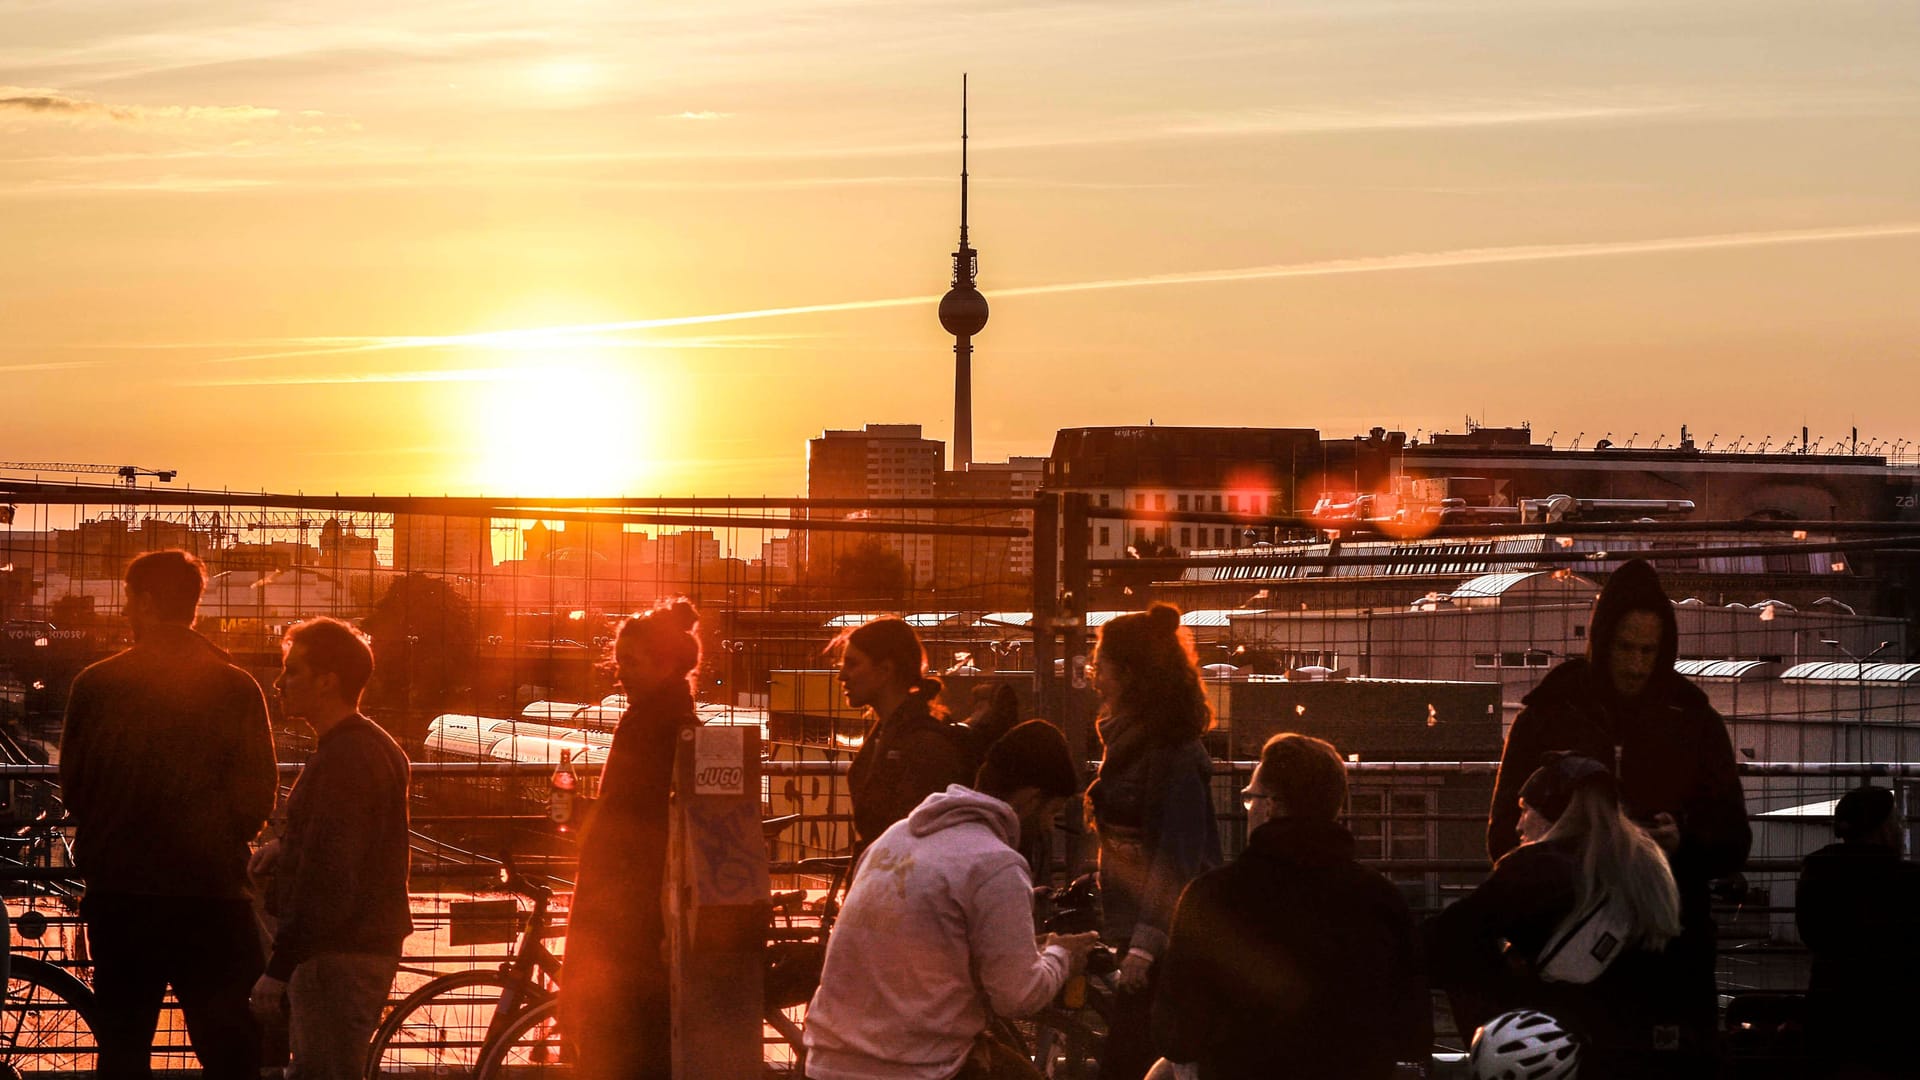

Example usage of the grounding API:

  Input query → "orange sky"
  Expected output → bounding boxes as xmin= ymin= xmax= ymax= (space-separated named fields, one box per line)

xmin=5 ymin=1 xmax=1919 ymax=496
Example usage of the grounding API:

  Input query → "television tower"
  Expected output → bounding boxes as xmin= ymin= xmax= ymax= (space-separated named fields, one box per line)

xmin=938 ymin=74 xmax=989 ymax=470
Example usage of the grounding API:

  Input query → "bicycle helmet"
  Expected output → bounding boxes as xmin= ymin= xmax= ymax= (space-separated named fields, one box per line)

xmin=1469 ymin=1009 xmax=1580 ymax=1080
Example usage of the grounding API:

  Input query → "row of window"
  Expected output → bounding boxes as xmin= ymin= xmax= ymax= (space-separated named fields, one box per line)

xmin=1094 ymin=491 xmax=1285 ymax=514
xmin=1094 ymin=526 xmax=1256 ymax=550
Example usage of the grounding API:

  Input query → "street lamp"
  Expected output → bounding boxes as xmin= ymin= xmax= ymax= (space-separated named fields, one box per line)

xmin=1820 ymin=638 xmax=1892 ymax=764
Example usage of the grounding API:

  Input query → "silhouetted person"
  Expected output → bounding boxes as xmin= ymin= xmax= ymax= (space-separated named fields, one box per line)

xmin=1086 ymin=603 xmax=1223 ymax=1080
xmin=60 ymin=549 xmax=278 ymax=1079
xmin=803 ymin=721 xmax=1100 ymax=1079
xmin=248 ymin=618 xmax=411 ymax=1080
xmin=561 ymin=601 xmax=701 ymax=1080
xmin=1154 ymin=733 xmax=1430 ymax=1079
xmin=1796 ymin=786 xmax=1920 ymax=1079
xmin=1488 ymin=559 xmax=1749 ymax=1067
xmin=1433 ymin=754 xmax=1685 ymax=1079
xmin=837 ymin=617 xmax=975 ymax=850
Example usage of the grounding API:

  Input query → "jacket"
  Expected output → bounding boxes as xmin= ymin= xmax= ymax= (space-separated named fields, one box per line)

xmin=1153 ymin=819 xmax=1430 ymax=1080
xmin=803 ymin=786 xmax=1071 ymax=1080
xmin=266 ymin=714 xmax=412 ymax=977
xmin=1795 ymin=840 xmax=1920 ymax=1066
xmin=1090 ymin=736 xmax=1222 ymax=958
xmin=1427 ymin=837 xmax=1678 ymax=1074
xmin=845 ymin=695 xmax=975 ymax=846
xmin=1490 ymin=660 xmax=1751 ymax=900
xmin=60 ymin=624 xmax=277 ymax=899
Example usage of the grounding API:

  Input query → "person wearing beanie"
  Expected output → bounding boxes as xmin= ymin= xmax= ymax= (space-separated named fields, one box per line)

xmin=803 ymin=721 xmax=1101 ymax=1080
xmin=1795 ymin=786 xmax=1919 ymax=1077
xmin=1486 ymin=558 xmax=1749 ymax=1068
xmin=1432 ymin=754 xmax=1684 ymax=1079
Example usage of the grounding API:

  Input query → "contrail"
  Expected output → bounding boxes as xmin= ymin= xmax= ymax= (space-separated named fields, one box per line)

xmin=207 ymin=221 xmax=1920 ymax=366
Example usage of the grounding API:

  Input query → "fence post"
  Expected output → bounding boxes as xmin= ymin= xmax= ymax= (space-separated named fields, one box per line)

xmin=1032 ymin=493 xmax=1059 ymax=724
xmin=667 ymin=725 xmax=769 ymax=1078
xmin=1060 ymin=492 xmax=1092 ymax=764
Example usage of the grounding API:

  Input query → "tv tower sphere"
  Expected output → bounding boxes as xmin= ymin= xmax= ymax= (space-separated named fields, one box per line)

xmin=939 ymin=285 xmax=989 ymax=337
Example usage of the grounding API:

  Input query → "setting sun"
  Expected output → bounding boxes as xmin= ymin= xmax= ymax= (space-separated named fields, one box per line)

xmin=462 ymin=345 xmax=663 ymax=497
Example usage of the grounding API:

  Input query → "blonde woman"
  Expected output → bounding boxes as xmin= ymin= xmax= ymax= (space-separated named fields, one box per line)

xmin=1430 ymin=753 xmax=1685 ymax=1078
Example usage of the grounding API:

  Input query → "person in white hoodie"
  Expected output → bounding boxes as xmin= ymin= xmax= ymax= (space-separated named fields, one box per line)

xmin=804 ymin=720 xmax=1101 ymax=1080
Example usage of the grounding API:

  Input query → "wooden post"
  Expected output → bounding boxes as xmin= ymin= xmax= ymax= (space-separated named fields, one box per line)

xmin=667 ymin=725 xmax=769 ymax=1078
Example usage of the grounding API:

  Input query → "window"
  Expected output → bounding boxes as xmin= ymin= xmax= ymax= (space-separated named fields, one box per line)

xmin=1180 ymin=527 xmax=1192 ymax=547
xmin=1153 ymin=493 xmax=1165 ymax=510
xmin=1177 ymin=494 xmax=1190 ymax=511
xmin=1098 ymin=526 xmax=1111 ymax=547
xmin=1525 ymin=650 xmax=1552 ymax=667
xmin=1764 ymin=552 xmax=1800 ymax=574
xmin=1134 ymin=494 xmax=1146 ymax=510
xmin=1228 ymin=495 xmax=1241 ymax=512
xmin=1573 ymin=625 xmax=1585 ymax=639
xmin=1134 ymin=529 xmax=1146 ymax=545
xmin=1473 ymin=653 xmax=1498 ymax=668
xmin=1154 ymin=527 xmax=1168 ymax=545
xmin=1214 ymin=528 xmax=1226 ymax=547
xmin=1211 ymin=495 xmax=1224 ymax=512
xmin=1501 ymin=652 xmax=1525 ymax=668
xmin=1099 ymin=493 xmax=1110 ymax=508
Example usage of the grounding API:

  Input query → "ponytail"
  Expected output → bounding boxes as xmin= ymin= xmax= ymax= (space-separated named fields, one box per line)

xmin=1544 ymin=785 xmax=1682 ymax=950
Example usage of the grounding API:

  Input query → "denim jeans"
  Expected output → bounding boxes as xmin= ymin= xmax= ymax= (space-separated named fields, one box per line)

xmin=286 ymin=952 xmax=399 ymax=1080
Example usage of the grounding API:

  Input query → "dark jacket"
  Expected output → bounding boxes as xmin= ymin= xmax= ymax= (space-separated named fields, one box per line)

xmin=60 ymin=624 xmax=277 ymax=899
xmin=265 ymin=714 xmax=412 ymax=978
xmin=1427 ymin=837 xmax=1677 ymax=1075
xmin=560 ymin=679 xmax=696 ymax=1080
xmin=846 ymin=694 xmax=974 ymax=847
xmin=1089 ymin=736 xmax=1222 ymax=957
xmin=1795 ymin=840 xmax=1920 ymax=1068
xmin=1153 ymin=819 xmax=1430 ymax=1080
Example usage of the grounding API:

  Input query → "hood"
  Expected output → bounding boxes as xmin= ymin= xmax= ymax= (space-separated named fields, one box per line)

xmin=1585 ymin=558 xmax=1678 ymax=675
xmin=906 ymin=785 xmax=1019 ymax=847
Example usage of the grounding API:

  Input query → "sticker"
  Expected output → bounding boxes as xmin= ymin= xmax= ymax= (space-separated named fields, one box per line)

xmin=693 ymin=726 xmax=746 ymax=796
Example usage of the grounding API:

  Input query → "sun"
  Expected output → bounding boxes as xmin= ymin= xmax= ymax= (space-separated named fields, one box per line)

xmin=460 ymin=344 xmax=664 ymax=497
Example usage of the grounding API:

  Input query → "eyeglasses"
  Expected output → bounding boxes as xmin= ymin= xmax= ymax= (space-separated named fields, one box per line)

xmin=1241 ymin=791 xmax=1273 ymax=811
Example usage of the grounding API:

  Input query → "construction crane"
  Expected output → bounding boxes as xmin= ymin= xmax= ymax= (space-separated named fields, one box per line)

xmin=0 ymin=462 xmax=177 ymax=489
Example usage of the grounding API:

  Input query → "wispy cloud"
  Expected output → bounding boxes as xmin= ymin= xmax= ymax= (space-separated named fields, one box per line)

xmin=0 ymin=360 xmax=99 ymax=375
xmin=196 ymin=220 xmax=1920 ymax=366
xmin=664 ymin=110 xmax=732 ymax=121
xmin=190 ymin=367 xmax=540 ymax=388
xmin=0 ymin=86 xmax=280 ymax=126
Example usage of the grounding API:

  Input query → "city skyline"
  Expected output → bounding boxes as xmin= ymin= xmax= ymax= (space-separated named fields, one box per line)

xmin=7 ymin=1 xmax=1920 ymax=497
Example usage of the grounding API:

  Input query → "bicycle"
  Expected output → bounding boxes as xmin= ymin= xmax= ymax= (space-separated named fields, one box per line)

xmin=992 ymin=874 xmax=1113 ymax=1080
xmin=465 ymin=853 xmax=855 ymax=1080
xmin=0 ymin=804 xmax=102 ymax=1077
xmin=364 ymin=860 xmax=561 ymax=1078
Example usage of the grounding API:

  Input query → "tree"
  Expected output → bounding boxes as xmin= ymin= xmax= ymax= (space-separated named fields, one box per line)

xmin=831 ymin=539 xmax=911 ymax=605
xmin=362 ymin=574 xmax=476 ymax=744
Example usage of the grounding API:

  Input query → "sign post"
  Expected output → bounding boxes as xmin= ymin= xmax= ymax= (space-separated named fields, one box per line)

xmin=668 ymin=724 xmax=769 ymax=1077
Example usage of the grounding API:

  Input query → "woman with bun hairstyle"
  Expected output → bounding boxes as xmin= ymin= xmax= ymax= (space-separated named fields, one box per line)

xmin=561 ymin=600 xmax=701 ymax=1080
xmin=837 ymin=616 xmax=975 ymax=849
xmin=1429 ymin=753 xmax=1684 ymax=1079
xmin=1085 ymin=602 xmax=1223 ymax=1080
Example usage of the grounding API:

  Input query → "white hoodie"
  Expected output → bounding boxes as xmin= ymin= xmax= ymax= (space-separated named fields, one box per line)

xmin=803 ymin=785 xmax=1070 ymax=1080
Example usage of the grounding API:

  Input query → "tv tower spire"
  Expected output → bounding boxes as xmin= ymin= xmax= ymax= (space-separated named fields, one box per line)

xmin=938 ymin=74 xmax=988 ymax=470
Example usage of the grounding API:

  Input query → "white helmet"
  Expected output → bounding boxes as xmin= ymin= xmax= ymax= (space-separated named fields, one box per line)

xmin=1469 ymin=1009 xmax=1580 ymax=1080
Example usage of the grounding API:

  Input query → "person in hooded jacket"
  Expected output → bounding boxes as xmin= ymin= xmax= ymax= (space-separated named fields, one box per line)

xmin=1153 ymin=733 xmax=1430 ymax=1080
xmin=1433 ymin=754 xmax=1684 ymax=1079
xmin=1086 ymin=603 xmax=1225 ymax=1080
xmin=1795 ymin=785 xmax=1920 ymax=1078
xmin=560 ymin=601 xmax=702 ymax=1080
xmin=1487 ymin=559 xmax=1749 ymax=1065
xmin=802 ymin=721 xmax=1101 ymax=1080
xmin=837 ymin=617 xmax=976 ymax=850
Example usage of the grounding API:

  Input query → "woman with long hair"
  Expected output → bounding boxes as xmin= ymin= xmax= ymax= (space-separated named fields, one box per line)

xmin=560 ymin=600 xmax=702 ymax=1080
xmin=1430 ymin=753 xmax=1684 ymax=1078
xmin=1084 ymin=602 xmax=1222 ymax=1080
xmin=836 ymin=616 xmax=975 ymax=849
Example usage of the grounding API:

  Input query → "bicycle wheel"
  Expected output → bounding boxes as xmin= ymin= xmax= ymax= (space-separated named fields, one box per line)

xmin=473 ymin=998 xmax=567 ymax=1080
xmin=0 ymin=955 xmax=100 ymax=1077
xmin=762 ymin=1004 xmax=806 ymax=1077
xmin=365 ymin=969 xmax=551 ymax=1078
xmin=1019 ymin=1008 xmax=1105 ymax=1080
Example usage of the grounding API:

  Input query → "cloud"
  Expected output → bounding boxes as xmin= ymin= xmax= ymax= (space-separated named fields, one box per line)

xmin=0 ymin=360 xmax=99 ymax=374
xmin=0 ymin=86 xmax=280 ymax=126
xmin=193 ymin=219 xmax=1920 ymax=367
xmin=664 ymin=110 xmax=732 ymax=121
